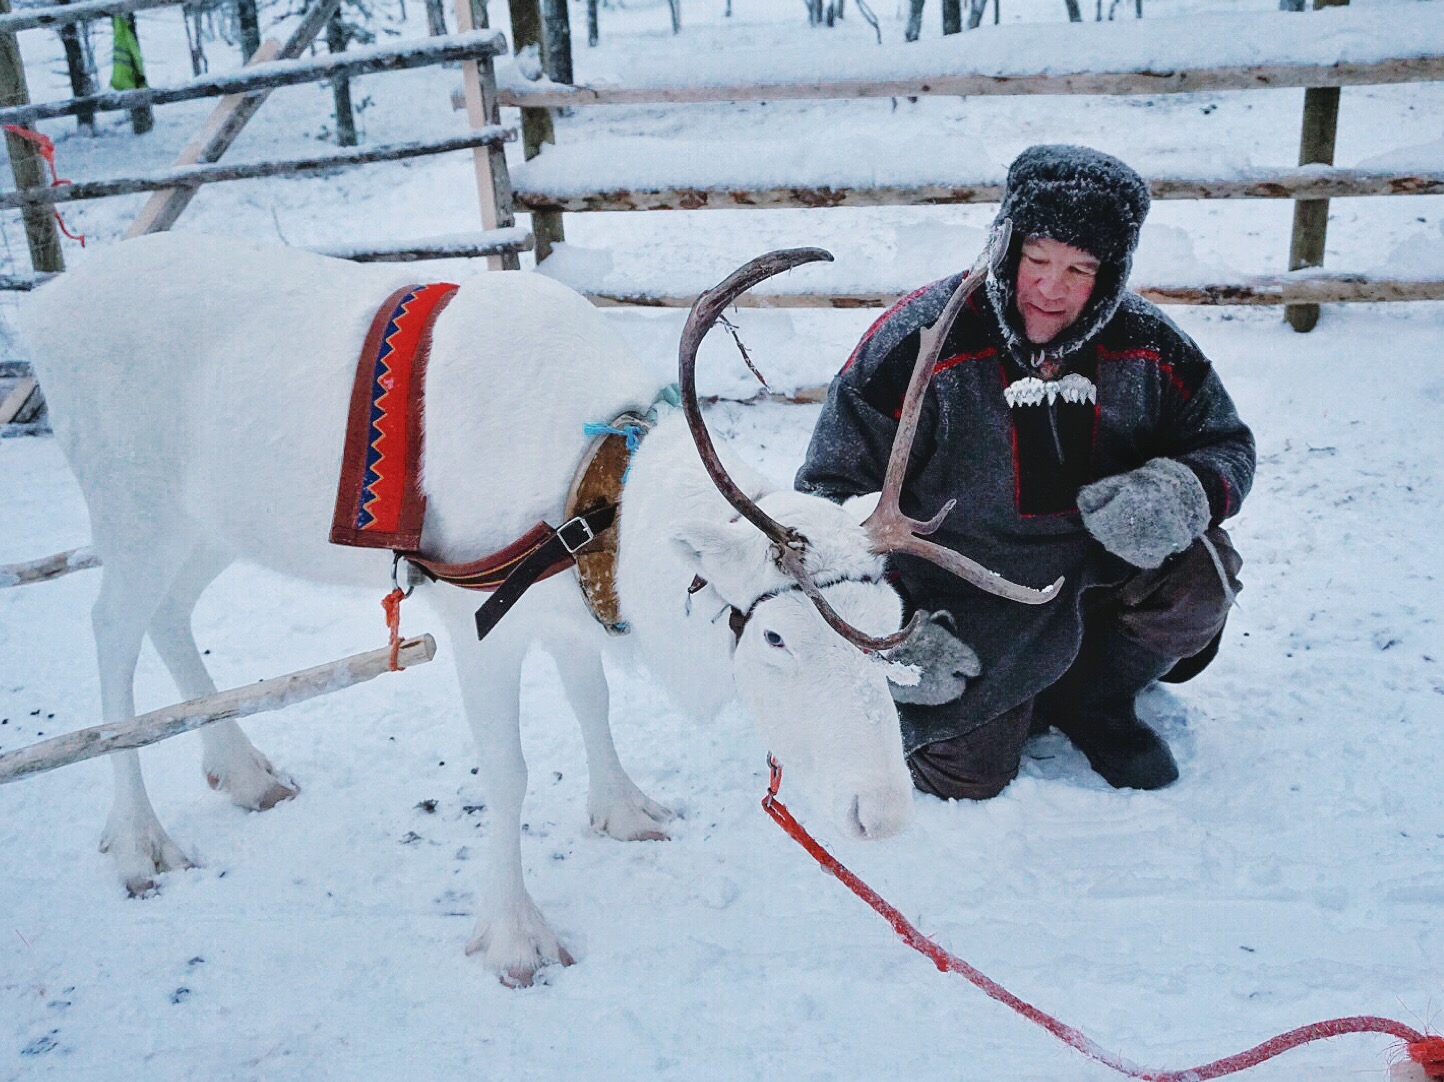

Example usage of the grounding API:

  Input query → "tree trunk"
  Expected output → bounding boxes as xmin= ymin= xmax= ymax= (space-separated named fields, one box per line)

xmin=236 ymin=0 xmax=260 ymax=60
xmin=424 ymin=0 xmax=447 ymax=34
xmin=668 ymin=0 xmax=679 ymax=33
xmin=942 ymin=0 xmax=961 ymax=33
xmin=966 ymin=0 xmax=987 ymax=29
xmin=1062 ymin=0 xmax=1081 ymax=19
xmin=540 ymin=0 xmax=571 ymax=84
xmin=326 ymin=9 xmax=356 ymax=146
xmin=905 ymin=0 xmax=924 ymax=40
xmin=587 ymin=0 xmax=597 ymax=45
xmin=56 ymin=0 xmax=96 ymax=131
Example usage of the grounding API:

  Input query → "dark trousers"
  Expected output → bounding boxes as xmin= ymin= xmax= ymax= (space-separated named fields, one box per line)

xmin=907 ymin=527 xmax=1243 ymax=801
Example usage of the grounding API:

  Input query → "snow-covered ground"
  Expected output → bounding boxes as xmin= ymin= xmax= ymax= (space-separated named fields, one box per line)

xmin=2 ymin=1 xmax=1442 ymax=1079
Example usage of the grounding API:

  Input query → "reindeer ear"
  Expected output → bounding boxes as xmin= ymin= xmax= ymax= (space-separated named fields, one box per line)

xmin=842 ymin=491 xmax=882 ymax=524
xmin=671 ymin=521 xmax=759 ymax=602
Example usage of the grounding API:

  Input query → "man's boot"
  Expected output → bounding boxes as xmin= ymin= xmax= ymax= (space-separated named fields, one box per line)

xmin=1040 ymin=630 xmax=1180 ymax=790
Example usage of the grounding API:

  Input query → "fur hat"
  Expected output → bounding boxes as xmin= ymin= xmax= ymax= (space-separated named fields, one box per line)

xmin=986 ymin=145 xmax=1151 ymax=362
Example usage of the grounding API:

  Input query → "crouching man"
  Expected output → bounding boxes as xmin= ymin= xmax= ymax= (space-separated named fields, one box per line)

xmin=797 ymin=144 xmax=1255 ymax=798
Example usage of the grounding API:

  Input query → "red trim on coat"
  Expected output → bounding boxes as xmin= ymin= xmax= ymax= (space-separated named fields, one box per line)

xmin=1097 ymin=345 xmax=1190 ymax=400
xmin=840 ymin=279 xmax=947 ymax=374
xmin=887 ymin=347 xmax=998 ymax=419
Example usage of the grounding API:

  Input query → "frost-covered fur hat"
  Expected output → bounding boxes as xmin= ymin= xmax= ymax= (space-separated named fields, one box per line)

xmin=986 ymin=144 xmax=1151 ymax=362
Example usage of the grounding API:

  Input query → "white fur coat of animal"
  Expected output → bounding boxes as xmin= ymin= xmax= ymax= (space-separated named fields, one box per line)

xmin=20 ymin=233 xmax=914 ymax=985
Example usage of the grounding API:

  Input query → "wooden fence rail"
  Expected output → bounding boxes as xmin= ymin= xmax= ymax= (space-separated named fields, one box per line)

xmin=0 ymin=0 xmax=184 ymax=34
xmin=0 ymin=126 xmax=516 ymax=208
xmin=0 ymin=28 xmax=509 ymax=126
xmin=568 ymin=271 xmax=1444 ymax=310
xmin=499 ymin=56 xmax=1444 ymax=108
xmin=513 ymin=165 xmax=1444 ymax=214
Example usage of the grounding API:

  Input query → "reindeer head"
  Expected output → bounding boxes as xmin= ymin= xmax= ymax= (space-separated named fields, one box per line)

xmin=674 ymin=230 xmax=1063 ymax=837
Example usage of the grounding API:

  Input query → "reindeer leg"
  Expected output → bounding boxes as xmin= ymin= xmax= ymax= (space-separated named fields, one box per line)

xmin=147 ymin=542 xmax=298 ymax=811
xmin=92 ymin=559 xmax=196 ymax=896
xmin=548 ymin=635 xmax=672 ymax=842
xmin=433 ymin=595 xmax=573 ymax=985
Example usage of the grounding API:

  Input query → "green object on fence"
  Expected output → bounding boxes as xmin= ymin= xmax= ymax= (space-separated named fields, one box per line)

xmin=110 ymin=14 xmax=146 ymax=91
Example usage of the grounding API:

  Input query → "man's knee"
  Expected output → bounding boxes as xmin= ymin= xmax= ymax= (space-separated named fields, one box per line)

xmin=904 ymin=699 xmax=1033 ymax=801
xmin=1113 ymin=526 xmax=1243 ymax=660
xmin=908 ymin=751 xmax=1014 ymax=800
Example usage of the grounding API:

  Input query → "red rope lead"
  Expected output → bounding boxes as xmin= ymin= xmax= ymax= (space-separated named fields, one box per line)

xmin=1 ymin=125 xmax=86 ymax=246
xmin=760 ymin=755 xmax=1441 ymax=1081
xmin=381 ymin=588 xmax=406 ymax=671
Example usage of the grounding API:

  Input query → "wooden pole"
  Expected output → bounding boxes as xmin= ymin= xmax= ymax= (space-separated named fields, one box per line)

xmin=508 ymin=0 xmax=561 ymax=263
xmin=1285 ymin=0 xmax=1349 ymax=333
xmin=0 ymin=546 xmax=100 ymax=587
xmin=125 ymin=0 xmax=339 ymax=237
xmin=0 ymin=636 xmax=437 ymax=786
xmin=6 ymin=125 xmax=513 ymax=208
xmin=455 ymin=0 xmax=519 ymax=270
xmin=510 ymin=165 xmax=1444 ymax=214
xmin=0 ymin=0 xmax=185 ymax=34
xmin=0 ymin=28 xmax=507 ymax=125
xmin=495 ymin=54 xmax=1444 ymax=108
xmin=0 ymin=0 xmax=65 ymax=274
xmin=567 ymin=273 xmax=1444 ymax=309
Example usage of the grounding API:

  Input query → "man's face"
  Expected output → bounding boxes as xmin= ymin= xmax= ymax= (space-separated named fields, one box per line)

xmin=1014 ymin=236 xmax=1100 ymax=346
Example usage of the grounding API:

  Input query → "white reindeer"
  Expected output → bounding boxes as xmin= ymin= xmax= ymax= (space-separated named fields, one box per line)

xmin=19 ymin=230 xmax=1045 ymax=986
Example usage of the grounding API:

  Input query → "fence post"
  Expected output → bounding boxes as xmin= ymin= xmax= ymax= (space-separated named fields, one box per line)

xmin=0 ymin=0 xmax=64 ymax=275
xmin=1284 ymin=0 xmax=1347 ymax=333
xmin=455 ymin=0 xmax=519 ymax=270
xmin=510 ymin=0 xmax=562 ymax=263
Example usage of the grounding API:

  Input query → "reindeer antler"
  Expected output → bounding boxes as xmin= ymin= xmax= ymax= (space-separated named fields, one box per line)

xmin=678 ymin=230 xmax=1060 ymax=657
xmin=861 ymin=221 xmax=1063 ymax=607
xmin=679 ymin=249 xmax=921 ymax=651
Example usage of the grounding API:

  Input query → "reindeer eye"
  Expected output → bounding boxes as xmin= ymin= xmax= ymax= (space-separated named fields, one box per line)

xmin=763 ymin=630 xmax=786 ymax=649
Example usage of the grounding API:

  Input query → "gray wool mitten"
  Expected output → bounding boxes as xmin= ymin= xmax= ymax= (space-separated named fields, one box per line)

xmin=886 ymin=610 xmax=982 ymax=706
xmin=1077 ymin=457 xmax=1210 ymax=569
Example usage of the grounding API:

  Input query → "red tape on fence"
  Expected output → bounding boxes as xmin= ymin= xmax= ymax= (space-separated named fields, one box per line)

xmin=2 ymin=125 xmax=86 ymax=245
xmin=760 ymin=755 xmax=1444 ymax=1081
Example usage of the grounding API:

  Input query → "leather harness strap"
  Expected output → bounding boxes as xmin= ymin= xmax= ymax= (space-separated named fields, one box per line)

xmin=471 ymin=505 xmax=617 ymax=640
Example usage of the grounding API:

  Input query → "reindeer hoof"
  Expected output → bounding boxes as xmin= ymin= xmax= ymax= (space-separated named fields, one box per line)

xmin=497 ymin=946 xmax=576 ymax=989
xmin=466 ymin=898 xmax=573 ymax=986
xmin=102 ymin=819 xmax=197 ymax=897
xmin=205 ymin=751 xmax=299 ymax=811
xmin=590 ymin=790 xmax=675 ymax=842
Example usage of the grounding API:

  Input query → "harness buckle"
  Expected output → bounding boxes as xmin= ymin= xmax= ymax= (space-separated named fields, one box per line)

xmin=558 ymin=515 xmax=597 ymax=555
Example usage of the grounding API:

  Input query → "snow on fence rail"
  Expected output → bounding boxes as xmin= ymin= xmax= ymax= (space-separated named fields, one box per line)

xmin=0 ymin=126 xmax=517 ymax=209
xmin=496 ymin=7 xmax=1444 ymax=107
xmin=562 ymin=269 xmax=1444 ymax=310
xmin=0 ymin=28 xmax=509 ymax=126
xmin=0 ymin=0 xmax=185 ymax=34
xmin=513 ymin=163 xmax=1444 ymax=213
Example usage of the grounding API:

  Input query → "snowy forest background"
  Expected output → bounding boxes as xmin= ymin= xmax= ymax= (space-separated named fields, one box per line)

xmin=1 ymin=0 xmax=1442 ymax=1079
